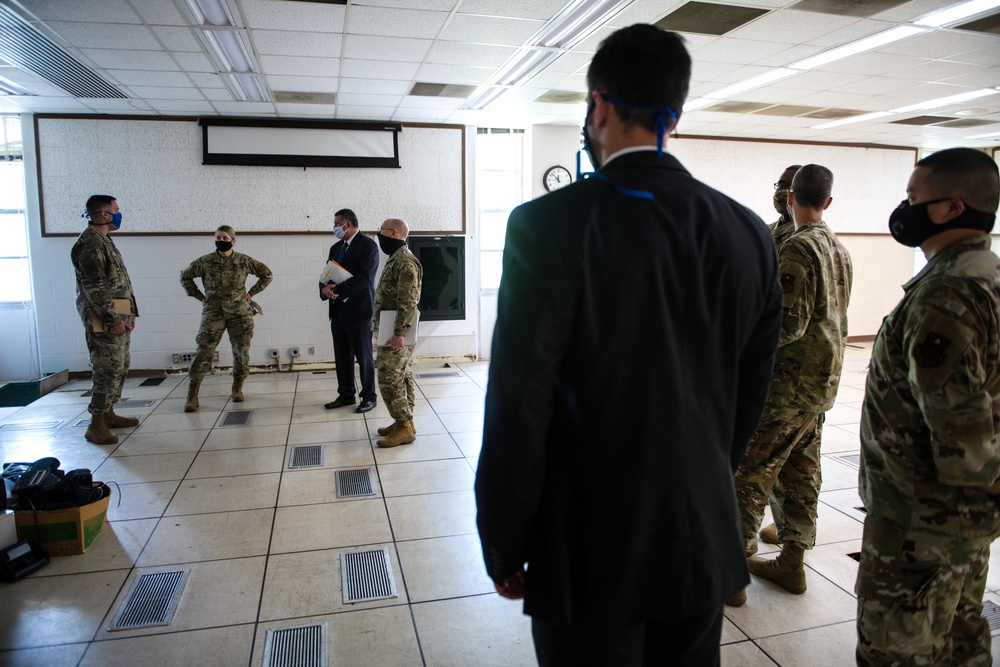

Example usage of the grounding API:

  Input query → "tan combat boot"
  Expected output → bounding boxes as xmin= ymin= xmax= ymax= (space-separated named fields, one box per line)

xmin=410 ymin=419 xmax=416 ymax=435
xmin=725 ymin=588 xmax=747 ymax=607
xmin=377 ymin=420 xmax=415 ymax=448
xmin=748 ymin=543 xmax=806 ymax=594
xmin=759 ymin=523 xmax=779 ymax=545
xmin=85 ymin=413 xmax=119 ymax=445
xmin=184 ymin=381 xmax=201 ymax=412
xmin=231 ymin=379 xmax=244 ymax=402
xmin=106 ymin=409 xmax=139 ymax=428
xmin=376 ymin=422 xmax=398 ymax=436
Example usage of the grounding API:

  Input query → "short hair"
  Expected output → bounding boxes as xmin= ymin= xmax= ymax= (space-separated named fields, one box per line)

xmin=785 ymin=165 xmax=802 ymax=173
xmin=586 ymin=24 xmax=690 ymax=134
xmin=383 ymin=218 xmax=409 ymax=239
xmin=216 ymin=225 xmax=236 ymax=239
xmin=917 ymin=148 xmax=999 ymax=213
xmin=335 ymin=208 xmax=359 ymax=227
xmin=86 ymin=195 xmax=116 ymax=213
xmin=790 ymin=164 xmax=834 ymax=209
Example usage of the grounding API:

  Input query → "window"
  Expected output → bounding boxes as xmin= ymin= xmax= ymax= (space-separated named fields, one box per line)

xmin=476 ymin=129 xmax=523 ymax=290
xmin=0 ymin=115 xmax=30 ymax=303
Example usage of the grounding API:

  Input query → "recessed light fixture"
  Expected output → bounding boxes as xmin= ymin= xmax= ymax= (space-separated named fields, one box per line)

xmin=812 ymin=111 xmax=895 ymax=130
xmin=914 ymin=0 xmax=1000 ymax=27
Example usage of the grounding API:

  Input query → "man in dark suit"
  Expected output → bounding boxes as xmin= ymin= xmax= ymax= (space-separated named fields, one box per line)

xmin=475 ymin=24 xmax=783 ymax=666
xmin=320 ymin=208 xmax=379 ymax=413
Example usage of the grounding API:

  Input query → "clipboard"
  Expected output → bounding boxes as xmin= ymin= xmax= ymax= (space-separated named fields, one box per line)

xmin=91 ymin=299 xmax=131 ymax=332
xmin=377 ymin=310 xmax=418 ymax=346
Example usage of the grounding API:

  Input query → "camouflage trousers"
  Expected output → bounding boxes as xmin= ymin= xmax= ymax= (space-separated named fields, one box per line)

xmin=734 ymin=407 xmax=821 ymax=555
xmin=856 ymin=518 xmax=993 ymax=666
xmin=189 ymin=305 xmax=254 ymax=383
xmin=84 ymin=325 xmax=131 ymax=415
xmin=767 ymin=413 xmax=824 ymax=544
xmin=376 ymin=345 xmax=415 ymax=421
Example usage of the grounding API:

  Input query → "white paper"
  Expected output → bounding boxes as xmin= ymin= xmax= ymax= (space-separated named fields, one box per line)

xmin=319 ymin=260 xmax=352 ymax=284
xmin=377 ymin=310 xmax=418 ymax=346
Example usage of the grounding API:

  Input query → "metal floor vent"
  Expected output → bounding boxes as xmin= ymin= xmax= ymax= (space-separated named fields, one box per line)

xmin=74 ymin=419 xmax=89 ymax=427
xmin=262 ymin=623 xmax=328 ymax=667
xmin=220 ymin=410 xmax=252 ymax=427
xmin=415 ymin=371 xmax=462 ymax=379
xmin=115 ymin=399 xmax=155 ymax=408
xmin=139 ymin=377 xmax=166 ymax=387
xmin=336 ymin=468 xmax=374 ymax=498
xmin=289 ymin=445 xmax=323 ymax=469
xmin=109 ymin=570 xmax=187 ymax=631
xmin=836 ymin=453 xmax=861 ymax=469
xmin=341 ymin=548 xmax=397 ymax=604
xmin=0 ymin=421 xmax=61 ymax=430
xmin=984 ymin=600 xmax=1000 ymax=632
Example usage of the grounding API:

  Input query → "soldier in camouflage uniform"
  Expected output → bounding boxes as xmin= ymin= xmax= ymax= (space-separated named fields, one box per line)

xmin=179 ymin=225 xmax=272 ymax=411
xmin=729 ymin=165 xmax=853 ymax=606
xmin=71 ymin=195 xmax=139 ymax=445
xmin=372 ymin=218 xmax=423 ymax=448
xmin=856 ymin=148 xmax=1000 ymax=666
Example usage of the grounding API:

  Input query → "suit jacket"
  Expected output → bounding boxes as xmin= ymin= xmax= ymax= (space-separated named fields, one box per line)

xmin=319 ymin=231 xmax=379 ymax=322
xmin=475 ymin=150 xmax=783 ymax=626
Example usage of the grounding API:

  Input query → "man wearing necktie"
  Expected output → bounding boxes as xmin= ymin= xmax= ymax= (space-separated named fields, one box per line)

xmin=319 ymin=208 xmax=380 ymax=413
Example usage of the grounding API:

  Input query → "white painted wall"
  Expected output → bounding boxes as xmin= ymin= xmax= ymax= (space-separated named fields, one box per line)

xmin=530 ymin=124 xmax=581 ymax=200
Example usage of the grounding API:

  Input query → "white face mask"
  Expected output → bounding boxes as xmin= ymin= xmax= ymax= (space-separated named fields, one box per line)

xmin=333 ymin=225 xmax=347 ymax=240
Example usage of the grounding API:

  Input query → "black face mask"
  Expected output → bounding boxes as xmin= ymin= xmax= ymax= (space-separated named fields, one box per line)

xmin=215 ymin=240 xmax=233 ymax=252
xmin=888 ymin=198 xmax=995 ymax=248
xmin=582 ymin=99 xmax=601 ymax=171
xmin=378 ymin=233 xmax=406 ymax=256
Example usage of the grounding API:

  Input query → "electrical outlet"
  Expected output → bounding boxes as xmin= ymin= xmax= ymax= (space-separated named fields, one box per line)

xmin=289 ymin=347 xmax=301 ymax=358
xmin=268 ymin=348 xmax=280 ymax=359
xmin=173 ymin=351 xmax=217 ymax=364
xmin=308 ymin=346 xmax=315 ymax=356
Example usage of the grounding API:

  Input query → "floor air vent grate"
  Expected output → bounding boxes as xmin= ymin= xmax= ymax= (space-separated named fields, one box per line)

xmin=336 ymin=468 xmax=374 ymax=498
xmin=139 ymin=377 xmax=166 ymax=387
xmin=109 ymin=570 xmax=187 ymax=631
xmin=836 ymin=453 xmax=860 ymax=469
xmin=415 ymin=371 xmax=462 ymax=379
xmin=341 ymin=548 xmax=397 ymax=604
xmin=262 ymin=623 xmax=328 ymax=667
xmin=289 ymin=445 xmax=323 ymax=469
xmin=115 ymin=399 xmax=155 ymax=408
xmin=983 ymin=600 xmax=1000 ymax=632
xmin=220 ymin=410 xmax=252 ymax=427
xmin=0 ymin=421 xmax=61 ymax=430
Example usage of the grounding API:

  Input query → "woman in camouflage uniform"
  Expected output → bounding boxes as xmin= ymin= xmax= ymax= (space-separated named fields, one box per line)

xmin=179 ymin=225 xmax=272 ymax=411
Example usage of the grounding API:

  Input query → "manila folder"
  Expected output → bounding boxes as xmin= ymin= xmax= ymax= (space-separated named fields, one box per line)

xmin=91 ymin=298 xmax=131 ymax=332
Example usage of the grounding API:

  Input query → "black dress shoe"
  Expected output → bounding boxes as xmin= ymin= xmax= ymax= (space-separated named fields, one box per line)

xmin=356 ymin=399 xmax=377 ymax=413
xmin=324 ymin=396 xmax=356 ymax=409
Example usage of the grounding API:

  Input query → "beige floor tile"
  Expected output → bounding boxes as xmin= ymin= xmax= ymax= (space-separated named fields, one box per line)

xmin=98 ymin=558 xmax=265 ymax=638
xmin=396 ymin=533 xmax=493 ymax=602
xmin=271 ymin=499 xmax=392 ymax=552
xmin=252 ymin=607 xmax=422 ymax=666
xmin=288 ymin=419 xmax=372 ymax=445
xmin=411 ymin=594 xmax=536 ymax=667
xmin=819 ymin=454 xmax=862 ymax=493
xmin=819 ymin=488 xmax=867 ymax=522
xmin=95 ymin=451 xmax=198 ymax=484
xmin=306 ymin=439 xmax=376 ymax=469
xmin=819 ymin=424 xmax=861 ymax=455
xmin=290 ymin=393 xmax=369 ymax=424
xmin=0 ymin=569 xmax=130 ymax=648
xmin=378 ymin=458 xmax=475 ymax=497
xmin=373 ymin=432 xmax=464 ymax=464
xmin=111 ymin=429 xmax=209 ymax=455
xmin=107 ymin=481 xmax=179 ymax=520
xmin=225 ymin=391 xmax=295 ymax=409
xmin=385 ymin=489 xmax=477 ymax=541
xmin=201 ymin=423 xmax=289 ymax=450
xmin=152 ymin=396 xmax=226 ymax=415
xmin=804 ymin=540 xmax=861 ymax=598
xmin=258 ymin=546 xmax=408 ymax=620
xmin=405 ymin=412 xmax=448 ymax=436
xmin=217 ymin=405 xmax=292 ymax=427
xmin=721 ymin=617 xmax=748 ymax=644
xmin=78 ymin=625 xmax=255 ymax=667
xmin=825 ymin=402 xmax=862 ymax=427
xmin=186 ymin=445 xmax=285 ymax=478
xmin=165 ymin=473 xmax=280 ymax=515
xmin=427 ymin=394 xmax=486 ymax=414
xmin=277 ymin=466 xmax=381 ymax=506
xmin=756 ymin=620 xmax=857 ymax=666
xmin=721 ymin=640 xmax=779 ymax=666
xmin=814 ymin=499 xmax=865 ymax=547
xmin=33 ymin=518 xmax=157 ymax=576
xmin=0 ymin=644 xmax=88 ymax=667
xmin=139 ymin=411 xmax=223 ymax=432
xmin=137 ymin=509 xmax=273 ymax=566
xmin=451 ymin=430 xmax=483 ymax=458
xmin=437 ymin=411 xmax=484 ymax=433
xmin=417 ymin=381 xmax=486 ymax=399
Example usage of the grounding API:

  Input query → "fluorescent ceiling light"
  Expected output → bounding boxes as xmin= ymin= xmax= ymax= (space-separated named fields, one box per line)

xmin=966 ymin=130 xmax=1000 ymax=139
xmin=0 ymin=76 xmax=32 ymax=96
xmin=231 ymin=73 xmax=266 ymax=103
xmin=535 ymin=0 xmax=634 ymax=49
xmin=708 ymin=68 xmax=797 ymax=100
xmin=185 ymin=0 xmax=237 ymax=27
xmin=789 ymin=25 xmax=926 ymax=71
xmin=914 ymin=0 xmax=1000 ymax=27
xmin=204 ymin=28 xmax=253 ymax=74
xmin=890 ymin=88 xmax=999 ymax=113
xmin=497 ymin=49 xmax=561 ymax=87
xmin=682 ymin=97 xmax=715 ymax=112
xmin=812 ymin=111 xmax=894 ymax=129
xmin=464 ymin=85 xmax=509 ymax=111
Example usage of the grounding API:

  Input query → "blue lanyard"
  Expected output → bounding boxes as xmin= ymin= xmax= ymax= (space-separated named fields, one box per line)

xmin=590 ymin=172 xmax=654 ymax=201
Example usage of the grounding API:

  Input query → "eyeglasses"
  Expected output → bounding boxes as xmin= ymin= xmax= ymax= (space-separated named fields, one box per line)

xmin=774 ymin=182 xmax=791 ymax=191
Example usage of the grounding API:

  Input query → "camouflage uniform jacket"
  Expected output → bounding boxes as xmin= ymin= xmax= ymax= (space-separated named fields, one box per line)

xmin=768 ymin=216 xmax=795 ymax=248
xmin=374 ymin=246 xmax=422 ymax=338
xmin=180 ymin=251 xmax=272 ymax=314
xmin=860 ymin=236 xmax=1000 ymax=551
xmin=71 ymin=226 xmax=137 ymax=328
xmin=769 ymin=219 xmax=853 ymax=413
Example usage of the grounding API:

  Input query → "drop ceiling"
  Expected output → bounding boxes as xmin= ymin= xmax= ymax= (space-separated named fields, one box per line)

xmin=0 ymin=0 xmax=998 ymax=149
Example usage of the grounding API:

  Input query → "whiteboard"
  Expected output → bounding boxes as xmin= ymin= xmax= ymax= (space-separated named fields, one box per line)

xmin=36 ymin=116 xmax=465 ymax=236
xmin=669 ymin=136 xmax=917 ymax=233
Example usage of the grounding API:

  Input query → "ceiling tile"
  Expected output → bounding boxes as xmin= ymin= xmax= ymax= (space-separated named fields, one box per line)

xmin=211 ymin=100 xmax=277 ymax=114
xmin=80 ymin=48 xmax=178 ymax=70
xmin=14 ymin=0 xmax=141 ymax=24
xmin=187 ymin=72 xmax=228 ymax=89
xmin=415 ymin=63 xmax=493 ymax=86
xmin=152 ymin=26 xmax=203 ymax=52
xmin=425 ymin=42 xmax=515 ymax=68
xmin=350 ymin=0 xmax=455 ymax=9
xmin=129 ymin=0 xmax=189 ymax=26
xmin=727 ymin=8 xmax=854 ymax=44
xmin=106 ymin=70 xmax=193 ymax=87
xmin=339 ymin=78 xmax=410 ymax=95
xmin=346 ymin=6 xmax=449 ymax=39
xmin=940 ymin=65 xmax=1000 ymax=88
xmin=879 ymin=27 xmax=997 ymax=59
xmin=127 ymin=86 xmax=206 ymax=100
xmin=942 ymin=43 xmax=1000 ymax=66
xmin=258 ymin=55 xmax=340 ymax=77
xmin=773 ymin=70 xmax=868 ymax=91
xmin=45 ymin=21 xmax=160 ymax=50
xmin=252 ymin=30 xmax=342 ymax=58
xmin=343 ymin=35 xmax=432 ymax=61
xmin=607 ymin=0 xmax=688 ymax=28
xmin=336 ymin=104 xmax=397 ymax=119
xmin=690 ymin=36 xmax=797 ymax=65
xmin=439 ymin=13 xmax=544 ymax=46
xmin=265 ymin=75 xmax=339 ymax=93
xmin=341 ymin=59 xmax=420 ymax=80
xmin=201 ymin=87 xmax=235 ymax=101
xmin=655 ymin=2 xmax=769 ymax=37
xmin=893 ymin=59 xmax=985 ymax=82
xmin=457 ymin=0 xmax=567 ymax=20
xmin=83 ymin=98 xmax=153 ymax=112
xmin=337 ymin=92 xmax=403 ymax=106
xmin=173 ymin=51 xmax=215 ymax=73
xmin=275 ymin=102 xmax=338 ymax=116
xmin=819 ymin=51 xmax=929 ymax=76
xmin=148 ymin=100 xmax=217 ymax=114
xmin=829 ymin=75 xmax=918 ymax=97
xmin=398 ymin=95 xmax=464 ymax=110
xmin=241 ymin=0 xmax=346 ymax=32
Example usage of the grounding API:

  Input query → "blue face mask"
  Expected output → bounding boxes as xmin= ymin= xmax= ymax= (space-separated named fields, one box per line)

xmin=109 ymin=211 xmax=122 ymax=229
xmin=333 ymin=225 xmax=347 ymax=240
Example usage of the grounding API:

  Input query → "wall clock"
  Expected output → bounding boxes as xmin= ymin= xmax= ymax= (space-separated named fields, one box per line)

xmin=543 ymin=165 xmax=572 ymax=191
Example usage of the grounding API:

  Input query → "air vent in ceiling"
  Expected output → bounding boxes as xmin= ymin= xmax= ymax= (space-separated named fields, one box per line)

xmin=409 ymin=82 xmax=476 ymax=98
xmin=0 ymin=5 xmax=125 ymax=99
xmin=891 ymin=115 xmax=954 ymax=126
xmin=789 ymin=0 xmax=909 ymax=18
xmin=803 ymin=108 xmax=864 ymax=120
xmin=952 ymin=12 xmax=1000 ymax=35
xmin=932 ymin=118 xmax=996 ymax=128
xmin=753 ymin=104 xmax=817 ymax=117
xmin=706 ymin=101 xmax=771 ymax=113
xmin=284 ymin=0 xmax=346 ymax=3
xmin=535 ymin=90 xmax=586 ymax=104
xmin=274 ymin=91 xmax=337 ymax=104
xmin=654 ymin=2 xmax=769 ymax=36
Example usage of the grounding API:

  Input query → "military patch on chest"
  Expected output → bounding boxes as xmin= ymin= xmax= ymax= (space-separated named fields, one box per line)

xmin=780 ymin=273 xmax=796 ymax=293
xmin=914 ymin=333 xmax=951 ymax=367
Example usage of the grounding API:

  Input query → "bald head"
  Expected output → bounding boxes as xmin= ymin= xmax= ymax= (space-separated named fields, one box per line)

xmin=381 ymin=218 xmax=409 ymax=239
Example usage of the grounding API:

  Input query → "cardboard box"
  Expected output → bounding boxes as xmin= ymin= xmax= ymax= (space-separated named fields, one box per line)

xmin=13 ymin=485 xmax=111 ymax=556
